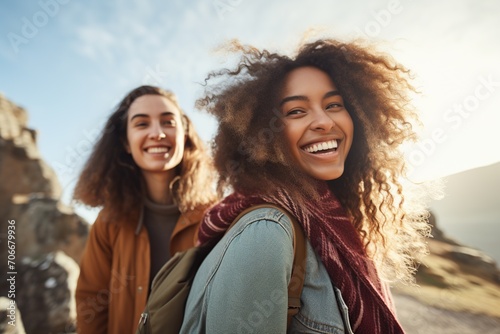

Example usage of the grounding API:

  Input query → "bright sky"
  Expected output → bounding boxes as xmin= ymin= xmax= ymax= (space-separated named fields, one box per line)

xmin=1 ymin=0 xmax=499 ymax=223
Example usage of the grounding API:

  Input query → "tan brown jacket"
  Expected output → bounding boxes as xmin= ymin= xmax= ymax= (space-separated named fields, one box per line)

xmin=75 ymin=207 xmax=205 ymax=334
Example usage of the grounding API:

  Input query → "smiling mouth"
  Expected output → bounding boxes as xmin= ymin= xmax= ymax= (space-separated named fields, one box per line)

xmin=145 ymin=146 xmax=170 ymax=154
xmin=302 ymin=140 xmax=338 ymax=154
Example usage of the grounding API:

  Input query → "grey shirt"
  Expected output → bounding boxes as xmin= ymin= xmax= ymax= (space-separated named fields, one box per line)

xmin=143 ymin=197 xmax=180 ymax=288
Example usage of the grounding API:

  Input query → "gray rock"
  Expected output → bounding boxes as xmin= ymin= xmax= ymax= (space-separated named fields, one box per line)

xmin=0 ymin=93 xmax=61 ymax=221
xmin=9 ymin=194 xmax=88 ymax=264
xmin=449 ymin=245 xmax=500 ymax=283
xmin=17 ymin=252 xmax=79 ymax=334
xmin=0 ymin=93 xmax=86 ymax=334
xmin=0 ymin=94 xmax=89 ymax=297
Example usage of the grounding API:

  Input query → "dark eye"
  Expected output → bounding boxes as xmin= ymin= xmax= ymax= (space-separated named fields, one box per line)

xmin=326 ymin=102 xmax=343 ymax=110
xmin=286 ymin=109 xmax=304 ymax=116
xmin=135 ymin=122 xmax=148 ymax=127
xmin=163 ymin=119 xmax=176 ymax=126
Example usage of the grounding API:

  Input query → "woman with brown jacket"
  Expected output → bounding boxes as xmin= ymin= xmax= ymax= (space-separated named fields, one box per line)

xmin=73 ymin=85 xmax=217 ymax=334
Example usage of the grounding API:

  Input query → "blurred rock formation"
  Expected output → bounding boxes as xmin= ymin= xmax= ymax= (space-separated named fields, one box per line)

xmin=0 ymin=94 xmax=61 ymax=221
xmin=395 ymin=210 xmax=500 ymax=319
xmin=428 ymin=211 xmax=500 ymax=283
xmin=0 ymin=93 xmax=89 ymax=333
xmin=17 ymin=252 xmax=79 ymax=334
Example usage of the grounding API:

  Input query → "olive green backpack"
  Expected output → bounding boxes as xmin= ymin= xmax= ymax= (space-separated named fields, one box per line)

xmin=136 ymin=204 xmax=307 ymax=334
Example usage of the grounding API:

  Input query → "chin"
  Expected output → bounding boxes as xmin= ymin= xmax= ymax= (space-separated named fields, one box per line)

xmin=314 ymin=170 xmax=344 ymax=181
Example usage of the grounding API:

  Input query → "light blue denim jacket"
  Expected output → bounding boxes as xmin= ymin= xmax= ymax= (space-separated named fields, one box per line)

xmin=180 ymin=207 xmax=354 ymax=333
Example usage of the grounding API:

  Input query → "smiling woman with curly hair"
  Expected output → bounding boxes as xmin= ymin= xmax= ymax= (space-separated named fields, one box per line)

xmin=73 ymin=85 xmax=218 ymax=334
xmin=180 ymin=39 xmax=430 ymax=333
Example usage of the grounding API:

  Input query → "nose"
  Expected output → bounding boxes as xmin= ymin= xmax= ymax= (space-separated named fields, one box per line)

xmin=310 ymin=108 xmax=335 ymax=132
xmin=149 ymin=123 xmax=166 ymax=140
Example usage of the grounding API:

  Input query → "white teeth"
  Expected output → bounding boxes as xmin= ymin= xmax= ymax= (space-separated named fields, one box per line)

xmin=146 ymin=147 xmax=169 ymax=153
xmin=304 ymin=140 xmax=338 ymax=153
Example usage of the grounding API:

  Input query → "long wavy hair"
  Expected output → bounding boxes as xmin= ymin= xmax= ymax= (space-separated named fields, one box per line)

xmin=198 ymin=39 xmax=431 ymax=281
xmin=73 ymin=85 xmax=218 ymax=221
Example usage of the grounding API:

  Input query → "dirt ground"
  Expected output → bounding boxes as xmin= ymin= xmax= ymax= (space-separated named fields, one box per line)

xmin=393 ymin=293 xmax=500 ymax=334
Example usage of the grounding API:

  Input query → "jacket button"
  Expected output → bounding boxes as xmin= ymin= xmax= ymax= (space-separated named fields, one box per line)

xmin=138 ymin=286 xmax=143 ymax=293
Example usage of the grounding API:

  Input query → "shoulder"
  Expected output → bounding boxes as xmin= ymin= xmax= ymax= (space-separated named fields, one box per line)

xmin=181 ymin=204 xmax=211 ymax=225
xmin=196 ymin=206 xmax=296 ymax=286
xmin=233 ymin=205 xmax=294 ymax=238
xmin=88 ymin=210 xmax=130 ymax=245
xmin=91 ymin=211 xmax=118 ymax=231
xmin=220 ymin=206 xmax=295 ymax=262
xmin=184 ymin=208 xmax=294 ymax=333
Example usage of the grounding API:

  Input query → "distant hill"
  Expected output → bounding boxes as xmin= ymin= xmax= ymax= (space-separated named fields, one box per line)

xmin=429 ymin=162 xmax=500 ymax=263
xmin=394 ymin=164 xmax=500 ymax=323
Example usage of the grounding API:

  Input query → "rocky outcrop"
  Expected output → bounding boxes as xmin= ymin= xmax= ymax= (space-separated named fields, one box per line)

xmin=0 ymin=93 xmax=89 ymax=333
xmin=9 ymin=194 xmax=88 ymax=264
xmin=448 ymin=246 xmax=500 ymax=283
xmin=17 ymin=252 xmax=79 ymax=334
xmin=427 ymin=212 xmax=500 ymax=284
xmin=395 ymin=213 xmax=500 ymax=319
xmin=0 ymin=94 xmax=61 ymax=221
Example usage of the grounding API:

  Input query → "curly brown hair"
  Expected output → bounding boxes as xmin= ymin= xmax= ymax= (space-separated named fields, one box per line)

xmin=198 ymin=39 xmax=430 ymax=281
xmin=73 ymin=85 xmax=218 ymax=221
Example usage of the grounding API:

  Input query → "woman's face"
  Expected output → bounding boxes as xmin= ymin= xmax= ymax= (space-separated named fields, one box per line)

xmin=279 ymin=66 xmax=353 ymax=181
xmin=125 ymin=94 xmax=185 ymax=174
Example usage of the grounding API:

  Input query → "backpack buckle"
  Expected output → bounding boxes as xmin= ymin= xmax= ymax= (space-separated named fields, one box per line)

xmin=139 ymin=313 xmax=148 ymax=326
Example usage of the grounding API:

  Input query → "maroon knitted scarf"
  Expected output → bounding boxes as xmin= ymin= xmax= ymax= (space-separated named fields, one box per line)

xmin=198 ymin=184 xmax=405 ymax=333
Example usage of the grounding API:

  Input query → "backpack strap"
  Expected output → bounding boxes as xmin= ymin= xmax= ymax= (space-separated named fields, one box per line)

xmin=283 ymin=207 xmax=307 ymax=327
xmin=225 ymin=203 xmax=307 ymax=328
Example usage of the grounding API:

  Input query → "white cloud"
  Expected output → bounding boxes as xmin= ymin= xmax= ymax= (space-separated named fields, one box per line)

xmin=74 ymin=25 xmax=117 ymax=61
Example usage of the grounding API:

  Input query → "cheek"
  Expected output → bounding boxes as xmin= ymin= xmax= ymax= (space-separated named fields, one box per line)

xmin=126 ymin=132 xmax=139 ymax=151
xmin=282 ymin=125 xmax=303 ymax=165
xmin=174 ymin=129 xmax=186 ymax=149
xmin=283 ymin=123 xmax=299 ymax=150
xmin=125 ymin=132 xmax=133 ymax=152
xmin=343 ymin=115 xmax=354 ymax=153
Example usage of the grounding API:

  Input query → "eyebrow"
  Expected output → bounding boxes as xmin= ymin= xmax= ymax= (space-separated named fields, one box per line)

xmin=130 ymin=111 xmax=176 ymax=121
xmin=279 ymin=90 xmax=341 ymax=106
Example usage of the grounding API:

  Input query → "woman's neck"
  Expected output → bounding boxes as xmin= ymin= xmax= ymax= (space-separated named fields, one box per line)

xmin=141 ymin=170 xmax=177 ymax=205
